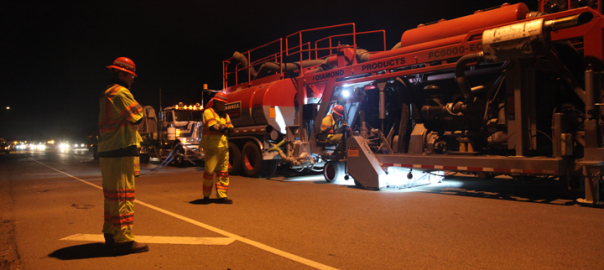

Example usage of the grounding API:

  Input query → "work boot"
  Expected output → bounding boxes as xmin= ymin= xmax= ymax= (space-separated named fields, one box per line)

xmin=103 ymin=234 xmax=114 ymax=249
xmin=216 ymin=197 xmax=233 ymax=204
xmin=114 ymin=241 xmax=149 ymax=255
xmin=200 ymin=197 xmax=211 ymax=204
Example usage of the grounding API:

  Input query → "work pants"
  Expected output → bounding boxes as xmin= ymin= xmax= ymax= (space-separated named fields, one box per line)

xmin=326 ymin=134 xmax=343 ymax=145
xmin=203 ymin=146 xmax=229 ymax=198
xmin=134 ymin=156 xmax=140 ymax=177
xmin=100 ymin=156 xmax=136 ymax=243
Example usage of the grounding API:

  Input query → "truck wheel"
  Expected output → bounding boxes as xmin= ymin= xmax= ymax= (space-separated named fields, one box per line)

xmin=324 ymin=161 xmax=344 ymax=183
xmin=262 ymin=160 xmax=279 ymax=178
xmin=241 ymin=141 xmax=263 ymax=178
xmin=228 ymin=142 xmax=242 ymax=176
xmin=140 ymin=154 xmax=150 ymax=163
xmin=175 ymin=155 xmax=187 ymax=167
xmin=560 ymin=174 xmax=584 ymax=199
xmin=92 ymin=147 xmax=99 ymax=160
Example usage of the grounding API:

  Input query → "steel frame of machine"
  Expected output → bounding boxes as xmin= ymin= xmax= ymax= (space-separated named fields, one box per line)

xmin=221 ymin=2 xmax=604 ymax=203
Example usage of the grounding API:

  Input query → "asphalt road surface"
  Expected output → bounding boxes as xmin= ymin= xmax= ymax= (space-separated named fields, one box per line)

xmin=1 ymin=148 xmax=603 ymax=270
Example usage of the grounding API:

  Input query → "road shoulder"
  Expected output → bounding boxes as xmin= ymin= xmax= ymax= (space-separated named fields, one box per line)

xmin=0 ymin=169 xmax=22 ymax=270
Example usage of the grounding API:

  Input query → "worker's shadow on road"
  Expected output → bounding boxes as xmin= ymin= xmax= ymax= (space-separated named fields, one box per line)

xmin=48 ymin=243 xmax=126 ymax=260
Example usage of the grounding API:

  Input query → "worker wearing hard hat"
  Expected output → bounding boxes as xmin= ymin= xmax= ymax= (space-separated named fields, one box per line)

xmin=200 ymin=92 xmax=234 ymax=204
xmin=98 ymin=57 xmax=149 ymax=254
xmin=319 ymin=104 xmax=348 ymax=145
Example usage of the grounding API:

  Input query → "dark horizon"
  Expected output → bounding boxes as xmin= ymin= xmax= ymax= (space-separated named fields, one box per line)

xmin=0 ymin=0 xmax=539 ymax=141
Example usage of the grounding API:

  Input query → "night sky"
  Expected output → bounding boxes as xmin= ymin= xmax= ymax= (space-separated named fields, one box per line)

xmin=0 ymin=0 xmax=538 ymax=141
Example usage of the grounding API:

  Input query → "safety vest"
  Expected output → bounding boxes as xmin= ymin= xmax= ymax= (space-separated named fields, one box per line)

xmin=320 ymin=114 xmax=339 ymax=133
xmin=98 ymin=84 xmax=143 ymax=152
xmin=200 ymin=108 xmax=233 ymax=149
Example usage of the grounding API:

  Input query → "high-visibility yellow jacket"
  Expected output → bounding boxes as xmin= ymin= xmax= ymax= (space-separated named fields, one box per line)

xmin=98 ymin=84 xmax=143 ymax=152
xmin=200 ymin=108 xmax=233 ymax=149
xmin=320 ymin=114 xmax=339 ymax=133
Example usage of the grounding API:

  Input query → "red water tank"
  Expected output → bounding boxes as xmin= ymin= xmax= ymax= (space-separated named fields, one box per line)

xmin=217 ymin=79 xmax=297 ymax=133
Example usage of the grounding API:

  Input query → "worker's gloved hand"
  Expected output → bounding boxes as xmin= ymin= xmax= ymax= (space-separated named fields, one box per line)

xmin=222 ymin=127 xmax=233 ymax=136
xmin=210 ymin=124 xmax=225 ymax=132
xmin=328 ymin=130 xmax=335 ymax=134
xmin=339 ymin=122 xmax=350 ymax=133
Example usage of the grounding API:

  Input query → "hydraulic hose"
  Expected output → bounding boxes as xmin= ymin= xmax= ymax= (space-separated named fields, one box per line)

xmin=391 ymin=42 xmax=402 ymax=50
xmin=255 ymin=59 xmax=325 ymax=78
xmin=178 ymin=144 xmax=199 ymax=165
xmin=455 ymin=52 xmax=484 ymax=103
xmin=142 ymin=142 xmax=198 ymax=173
xmin=232 ymin=51 xmax=258 ymax=78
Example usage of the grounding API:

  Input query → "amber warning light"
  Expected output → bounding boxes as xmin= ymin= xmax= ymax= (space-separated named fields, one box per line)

xmin=175 ymin=102 xmax=203 ymax=110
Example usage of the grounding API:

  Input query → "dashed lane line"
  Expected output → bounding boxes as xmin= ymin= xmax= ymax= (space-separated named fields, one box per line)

xmin=30 ymin=157 xmax=338 ymax=270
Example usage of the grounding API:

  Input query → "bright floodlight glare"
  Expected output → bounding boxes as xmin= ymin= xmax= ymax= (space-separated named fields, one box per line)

xmin=342 ymin=90 xmax=350 ymax=98
xmin=274 ymin=106 xmax=287 ymax=134
xmin=384 ymin=167 xmax=444 ymax=189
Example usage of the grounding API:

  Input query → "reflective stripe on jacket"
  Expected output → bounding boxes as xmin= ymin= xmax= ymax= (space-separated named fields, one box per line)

xmin=200 ymin=108 xmax=233 ymax=149
xmin=320 ymin=114 xmax=339 ymax=133
xmin=98 ymin=84 xmax=143 ymax=152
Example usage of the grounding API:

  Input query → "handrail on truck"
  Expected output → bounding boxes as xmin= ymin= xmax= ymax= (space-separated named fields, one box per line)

xmin=224 ymin=23 xmax=379 ymax=87
xmin=314 ymin=29 xmax=387 ymax=60
xmin=223 ymin=38 xmax=283 ymax=88
xmin=286 ymin=23 xmax=357 ymax=76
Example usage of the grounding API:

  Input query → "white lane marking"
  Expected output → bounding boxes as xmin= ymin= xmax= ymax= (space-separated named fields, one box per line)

xmin=21 ymin=173 xmax=64 ymax=175
xmin=61 ymin=234 xmax=236 ymax=245
xmin=31 ymin=158 xmax=338 ymax=270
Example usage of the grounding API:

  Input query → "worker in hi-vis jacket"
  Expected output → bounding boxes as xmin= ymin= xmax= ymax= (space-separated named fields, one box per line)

xmin=98 ymin=57 xmax=149 ymax=254
xmin=200 ymin=92 xmax=234 ymax=204
xmin=319 ymin=104 xmax=348 ymax=145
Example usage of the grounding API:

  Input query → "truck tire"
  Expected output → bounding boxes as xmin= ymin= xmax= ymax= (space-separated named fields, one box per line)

xmin=173 ymin=144 xmax=188 ymax=167
xmin=175 ymin=155 xmax=186 ymax=167
xmin=241 ymin=141 xmax=264 ymax=178
xmin=92 ymin=147 xmax=99 ymax=160
xmin=262 ymin=160 xmax=279 ymax=178
xmin=228 ymin=142 xmax=242 ymax=176
xmin=560 ymin=174 xmax=584 ymax=199
xmin=140 ymin=154 xmax=150 ymax=163
xmin=324 ymin=161 xmax=344 ymax=183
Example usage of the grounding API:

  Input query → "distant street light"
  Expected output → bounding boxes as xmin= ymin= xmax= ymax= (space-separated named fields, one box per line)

xmin=5 ymin=107 xmax=9 ymax=110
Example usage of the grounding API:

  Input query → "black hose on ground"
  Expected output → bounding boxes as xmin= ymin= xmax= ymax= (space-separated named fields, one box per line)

xmin=143 ymin=142 xmax=198 ymax=173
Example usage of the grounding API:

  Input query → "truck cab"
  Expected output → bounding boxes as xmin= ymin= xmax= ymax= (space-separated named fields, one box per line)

xmin=161 ymin=103 xmax=203 ymax=147
xmin=137 ymin=102 xmax=204 ymax=166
